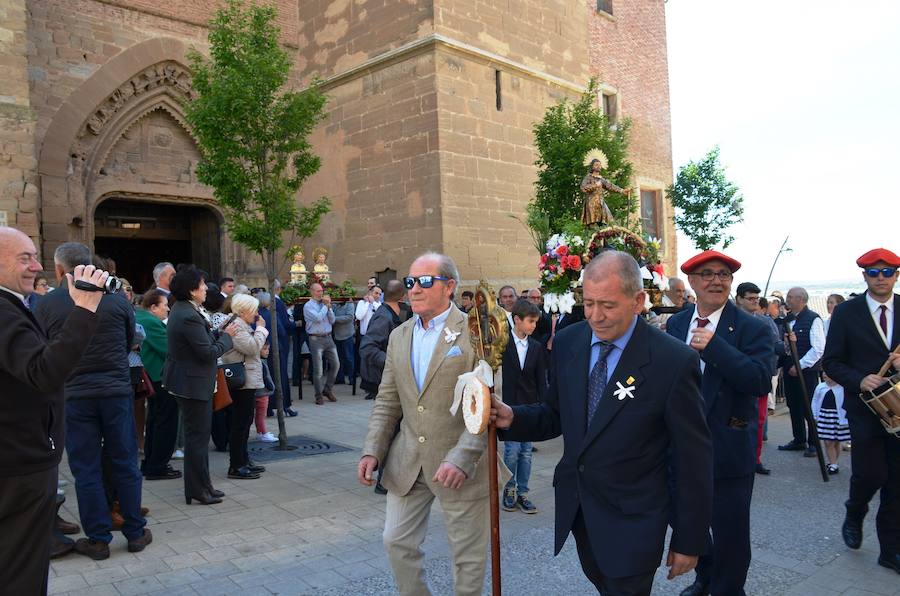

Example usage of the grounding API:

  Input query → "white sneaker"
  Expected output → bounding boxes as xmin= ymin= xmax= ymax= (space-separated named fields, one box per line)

xmin=172 ymin=449 xmax=184 ymax=460
xmin=257 ymin=432 xmax=278 ymax=443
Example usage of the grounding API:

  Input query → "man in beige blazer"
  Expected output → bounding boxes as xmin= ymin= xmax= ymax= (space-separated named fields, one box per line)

xmin=358 ymin=252 xmax=489 ymax=596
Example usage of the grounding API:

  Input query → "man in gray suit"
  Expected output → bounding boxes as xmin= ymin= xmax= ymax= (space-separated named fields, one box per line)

xmin=358 ymin=252 xmax=490 ymax=596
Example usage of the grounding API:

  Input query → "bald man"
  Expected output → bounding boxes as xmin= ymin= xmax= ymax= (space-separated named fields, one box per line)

xmin=0 ymin=227 xmax=108 ymax=594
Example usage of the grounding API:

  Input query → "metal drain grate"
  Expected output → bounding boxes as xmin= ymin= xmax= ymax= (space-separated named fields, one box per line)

xmin=247 ymin=435 xmax=353 ymax=462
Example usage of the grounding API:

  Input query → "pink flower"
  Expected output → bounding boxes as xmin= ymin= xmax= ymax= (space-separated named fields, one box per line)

xmin=557 ymin=245 xmax=569 ymax=257
xmin=549 ymin=265 xmax=557 ymax=273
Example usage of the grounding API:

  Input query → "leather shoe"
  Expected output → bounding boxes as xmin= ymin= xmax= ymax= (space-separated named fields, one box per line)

xmin=315 ymin=396 xmax=324 ymax=405
xmin=209 ymin=488 xmax=225 ymax=498
xmin=74 ymin=538 xmax=110 ymax=560
xmin=127 ymin=528 xmax=153 ymax=553
xmin=228 ymin=466 xmax=260 ymax=479
xmin=324 ymin=388 xmax=337 ymax=402
xmin=803 ymin=446 xmax=817 ymax=458
xmin=247 ymin=462 xmax=266 ymax=473
xmin=755 ymin=463 xmax=771 ymax=475
xmin=144 ymin=468 xmax=182 ymax=480
xmin=285 ymin=408 xmax=299 ymax=417
xmin=56 ymin=514 xmax=80 ymax=535
xmin=186 ymin=492 xmax=223 ymax=505
xmin=842 ymin=515 xmax=863 ymax=549
xmin=878 ymin=552 xmax=900 ymax=574
xmin=50 ymin=534 xmax=74 ymax=559
xmin=778 ymin=440 xmax=806 ymax=451
xmin=679 ymin=581 xmax=710 ymax=596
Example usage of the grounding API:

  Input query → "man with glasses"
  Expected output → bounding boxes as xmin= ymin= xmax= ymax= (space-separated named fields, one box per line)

xmin=667 ymin=250 xmax=774 ymax=596
xmin=823 ymin=248 xmax=900 ymax=575
xmin=777 ymin=286 xmax=825 ymax=458
xmin=358 ymin=252 xmax=490 ymax=596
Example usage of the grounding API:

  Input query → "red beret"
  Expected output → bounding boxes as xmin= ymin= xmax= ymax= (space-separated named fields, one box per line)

xmin=856 ymin=248 xmax=900 ymax=268
xmin=680 ymin=250 xmax=742 ymax=274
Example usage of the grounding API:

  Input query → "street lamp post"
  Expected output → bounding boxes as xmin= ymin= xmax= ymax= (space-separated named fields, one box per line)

xmin=763 ymin=235 xmax=792 ymax=297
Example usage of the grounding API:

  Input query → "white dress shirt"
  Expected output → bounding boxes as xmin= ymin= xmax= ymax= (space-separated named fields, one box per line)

xmin=356 ymin=299 xmax=381 ymax=335
xmin=512 ymin=333 xmax=529 ymax=369
xmin=684 ymin=304 xmax=726 ymax=373
xmin=866 ymin=292 xmax=895 ymax=349
xmin=788 ymin=312 xmax=826 ymax=370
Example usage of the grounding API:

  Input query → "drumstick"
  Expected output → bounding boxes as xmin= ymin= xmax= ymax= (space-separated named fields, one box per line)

xmin=876 ymin=345 xmax=900 ymax=378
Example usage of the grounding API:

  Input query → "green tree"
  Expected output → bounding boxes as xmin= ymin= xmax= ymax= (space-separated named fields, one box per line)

xmin=667 ymin=146 xmax=743 ymax=250
xmin=184 ymin=0 xmax=330 ymax=447
xmin=530 ymin=79 xmax=635 ymax=237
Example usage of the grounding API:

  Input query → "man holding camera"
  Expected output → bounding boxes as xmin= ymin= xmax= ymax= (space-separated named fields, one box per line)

xmin=0 ymin=228 xmax=109 ymax=594
xmin=35 ymin=242 xmax=150 ymax=561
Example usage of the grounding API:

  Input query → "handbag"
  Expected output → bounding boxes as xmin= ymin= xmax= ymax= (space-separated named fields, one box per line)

xmin=213 ymin=368 xmax=233 ymax=411
xmin=219 ymin=361 xmax=246 ymax=391
xmin=134 ymin=368 xmax=156 ymax=400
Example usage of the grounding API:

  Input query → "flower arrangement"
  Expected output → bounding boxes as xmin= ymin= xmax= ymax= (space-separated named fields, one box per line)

xmin=279 ymin=275 xmax=358 ymax=304
xmin=538 ymin=232 xmax=588 ymax=313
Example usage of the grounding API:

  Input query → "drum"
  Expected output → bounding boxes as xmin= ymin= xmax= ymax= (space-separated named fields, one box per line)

xmin=864 ymin=372 xmax=900 ymax=437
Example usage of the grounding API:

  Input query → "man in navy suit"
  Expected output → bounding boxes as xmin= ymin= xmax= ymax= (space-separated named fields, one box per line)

xmin=823 ymin=247 xmax=900 ymax=575
xmin=492 ymin=251 xmax=712 ymax=595
xmin=666 ymin=250 xmax=775 ymax=596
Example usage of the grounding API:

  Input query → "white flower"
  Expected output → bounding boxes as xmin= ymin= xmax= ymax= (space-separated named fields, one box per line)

xmin=557 ymin=291 xmax=576 ymax=315
xmin=652 ymin=271 xmax=668 ymax=291
xmin=444 ymin=328 xmax=460 ymax=344
xmin=641 ymin=266 xmax=653 ymax=280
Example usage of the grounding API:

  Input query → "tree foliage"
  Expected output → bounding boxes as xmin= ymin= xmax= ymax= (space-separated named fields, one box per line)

xmin=530 ymin=79 xmax=635 ymax=236
xmin=667 ymin=146 xmax=743 ymax=250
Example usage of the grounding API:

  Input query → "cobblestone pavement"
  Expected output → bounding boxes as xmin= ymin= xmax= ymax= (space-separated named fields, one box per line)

xmin=50 ymin=383 xmax=900 ymax=595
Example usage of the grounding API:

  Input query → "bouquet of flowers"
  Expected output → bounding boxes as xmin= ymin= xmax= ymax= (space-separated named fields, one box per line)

xmin=539 ymin=232 xmax=587 ymax=313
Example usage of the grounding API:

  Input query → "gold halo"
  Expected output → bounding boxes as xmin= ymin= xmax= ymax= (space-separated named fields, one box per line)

xmin=583 ymin=148 xmax=608 ymax=170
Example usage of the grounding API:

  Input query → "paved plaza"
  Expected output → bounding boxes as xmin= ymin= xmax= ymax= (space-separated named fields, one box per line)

xmin=50 ymin=383 xmax=899 ymax=596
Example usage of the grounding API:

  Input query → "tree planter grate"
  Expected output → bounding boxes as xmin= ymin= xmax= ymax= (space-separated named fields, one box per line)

xmin=247 ymin=435 xmax=353 ymax=461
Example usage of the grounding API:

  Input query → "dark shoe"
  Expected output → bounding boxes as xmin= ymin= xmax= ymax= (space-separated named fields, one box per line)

xmin=842 ymin=515 xmax=863 ymax=549
xmin=778 ymin=440 xmax=806 ymax=451
xmin=186 ymin=492 xmax=223 ymax=505
xmin=755 ymin=463 xmax=771 ymax=475
xmin=74 ymin=538 xmax=110 ymax=561
xmin=365 ymin=393 xmax=376 ymax=400
xmin=517 ymin=494 xmax=538 ymax=514
xmin=285 ymin=408 xmax=299 ymax=417
xmin=679 ymin=581 xmax=710 ymax=596
xmin=803 ymin=446 xmax=817 ymax=458
xmin=530 ymin=446 xmax=539 ymax=453
xmin=315 ymin=396 xmax=324 ymax=405
xmin=827 ymin=464 xmax=840 ymax=475
xmin=228 ymin=466 xmax=260 ymax=479
xmin=127 ymin=528 xmax=153 ymax=553
xmin=878 ymin=552 xmax=900 ymax=574
xmin=374 ymin=483 xmax=388 ymax=495
xmin=209 ymin=489 xmax=225 ymax=498
xmin=56 ymin=514 xmax=80 ymax=535
xmin=247 ymin=463 xmax=266 ymax=473
xmin=144 ymin=468 xmax=182 ymax=480
xmin=324 ymin=388 xmax=337 ymax=402
xmin=50 ymin=534 xmax=74 ymax=559
xmin=502 ymin=488 xmax=517 ymax=511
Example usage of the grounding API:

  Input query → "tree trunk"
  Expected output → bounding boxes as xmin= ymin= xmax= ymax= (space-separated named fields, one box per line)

xmin=266 ymin=249 xmax=289 ymax=448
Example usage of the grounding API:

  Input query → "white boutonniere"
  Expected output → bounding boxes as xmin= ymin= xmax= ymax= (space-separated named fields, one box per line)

xmin=444 ymin=327 xmax=460 ymax=344
xmin=613 ymin=378 xmax=636 ymax=401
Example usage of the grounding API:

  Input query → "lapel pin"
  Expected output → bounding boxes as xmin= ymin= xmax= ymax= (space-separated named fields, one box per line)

xmin=626 ymin=376 xmax=635 ymax=385
xmin=728 ymin=326 xmax=734 ymax=332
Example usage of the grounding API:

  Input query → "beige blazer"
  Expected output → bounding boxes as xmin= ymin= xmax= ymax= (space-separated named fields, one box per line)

xmin=221 ymin=318 xmax=268 ymax=390
xmin=363 ymin=305 xmax=492 ymax=501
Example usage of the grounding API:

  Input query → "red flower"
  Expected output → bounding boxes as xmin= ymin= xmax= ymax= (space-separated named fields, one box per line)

xmin=567 ymin=255 xmax=582 ymax=271
xmin=558 ymin=259 xmax=567 ymax=272
xmin=549 ymin=265 xmax=557 ymax=273
xmin=539 ymin=254 xmax=549 ymax=268
xmin=557 ymin=245 xmax=568 ymax=256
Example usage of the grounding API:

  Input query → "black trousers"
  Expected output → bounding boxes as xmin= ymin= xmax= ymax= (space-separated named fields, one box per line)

xmin=176 ymin=397 xmax=214 ymax=498
xmin=572 ymin=509 xmax=655 ymax=595
xmin=694 ymin=473 xmax=755 ymax=596
xmin=229 ymin=389 xmax=257 ymax=470
xmin=143 ymin=381 xmax=179 ymax=475
xmin=210 ymin=404 xmax=232 ymax=452
xmin=0 ymin=467 xmax=57 ymax=595
xmin=847 ymin=433 xmax=900 ymax=554
xmin=783 ymin=369 xmax=818 ymax=446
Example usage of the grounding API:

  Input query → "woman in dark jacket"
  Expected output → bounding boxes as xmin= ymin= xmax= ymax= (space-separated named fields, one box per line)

xmin=162 ymin=267 xmax=236 ymax=505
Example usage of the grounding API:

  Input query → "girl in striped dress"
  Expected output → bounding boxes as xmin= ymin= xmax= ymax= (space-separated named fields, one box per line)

xmin=812 ymin=374 xmax=850 ymax=474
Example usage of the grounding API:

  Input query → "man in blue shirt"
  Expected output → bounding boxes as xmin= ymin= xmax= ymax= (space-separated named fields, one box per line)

xmin=303 ymin=282 xmax=339 ymax=405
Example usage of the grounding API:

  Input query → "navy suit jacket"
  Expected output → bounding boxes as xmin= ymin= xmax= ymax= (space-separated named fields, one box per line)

xmin=822 ymin=292 xmax=900 ymax=439
xmin=501 ymin=333 xmax=548 ymax=407
xmin=502 ymin=318 xmax=712 ymax=578
xmin=666 ymin=301 xmax=774 ymax=479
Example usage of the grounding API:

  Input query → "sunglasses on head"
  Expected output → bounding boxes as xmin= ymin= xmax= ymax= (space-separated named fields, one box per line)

xmin=864 ymin=267 xmax=897 ymax=278
xmin=403 ymin=275 xmax=450 ymax=289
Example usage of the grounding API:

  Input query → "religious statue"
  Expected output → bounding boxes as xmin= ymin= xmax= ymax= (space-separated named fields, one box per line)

xmin=580 ymin=151 xmax=630 ymax=227
xmin=313 ymin=247 xmax=330 ymax=283
xmin=289 ymin=246 xmax=307 ymax=285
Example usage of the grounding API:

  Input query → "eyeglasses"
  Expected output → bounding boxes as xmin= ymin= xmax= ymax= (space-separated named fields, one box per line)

xmin=403 ymin=275 xmax=450 ymax=289
xmin=692 ymin=270 xmax=733 ymax=282
xmin=35 ymin=281 xmax=49 ymax=288
xmin=865 ymin=267 xmax=897 ymax=279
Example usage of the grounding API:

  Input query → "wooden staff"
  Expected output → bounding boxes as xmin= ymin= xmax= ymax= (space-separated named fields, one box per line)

xmin=783 ymin=323 xmax=829 ymax=482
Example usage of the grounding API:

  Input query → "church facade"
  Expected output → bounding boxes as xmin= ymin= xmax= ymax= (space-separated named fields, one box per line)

xmin=0 ymin=0 xmax=676 ymax=291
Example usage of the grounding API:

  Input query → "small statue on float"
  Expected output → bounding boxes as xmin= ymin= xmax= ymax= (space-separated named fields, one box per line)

xmin=290 ymin=246 xmax=307 ymax=285
xmin=580 ymin=149 xmax=630 ymax=227
xmin=312 ymin=247 xmax=330 ymax=283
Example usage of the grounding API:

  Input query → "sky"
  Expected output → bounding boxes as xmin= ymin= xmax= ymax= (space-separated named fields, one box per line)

xmin=665 ymin=0 xmax=900 ymax=290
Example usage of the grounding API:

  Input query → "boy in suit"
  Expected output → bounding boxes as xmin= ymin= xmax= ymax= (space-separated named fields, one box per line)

xmin=502 ymin=299 xmax=548 ymax=513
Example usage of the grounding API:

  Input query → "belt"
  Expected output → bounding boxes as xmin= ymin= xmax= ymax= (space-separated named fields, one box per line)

xmin=308 ymin=333 xmax=331 ymax=337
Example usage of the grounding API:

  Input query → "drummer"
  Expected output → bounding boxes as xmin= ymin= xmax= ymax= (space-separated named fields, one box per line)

xmin=823 ymin=247 xmax=900 ymax=575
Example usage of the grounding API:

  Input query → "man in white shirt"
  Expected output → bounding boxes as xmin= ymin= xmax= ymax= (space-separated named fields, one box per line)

xmin=355 ymin=286 xmax=383 ymax=337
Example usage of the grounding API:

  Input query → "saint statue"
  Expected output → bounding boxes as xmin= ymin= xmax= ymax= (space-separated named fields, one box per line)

xmin=313 ymin=247 xmax=330 ymax=283
xmin=580 ymin=157 xmax=630 ymax=227
xmin=290 ymin=246 xmax=307 ymax=285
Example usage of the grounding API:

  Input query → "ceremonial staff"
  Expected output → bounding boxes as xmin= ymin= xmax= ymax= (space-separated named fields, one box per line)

xmin=781 ymin=320 xmax=830 ymax=482
xmin=467 ymin=282 xmax=509 ymax=595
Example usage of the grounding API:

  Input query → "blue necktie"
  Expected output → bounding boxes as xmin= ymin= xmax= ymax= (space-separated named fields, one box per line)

xmin=587 ymin=341 xmax=615 ymax=424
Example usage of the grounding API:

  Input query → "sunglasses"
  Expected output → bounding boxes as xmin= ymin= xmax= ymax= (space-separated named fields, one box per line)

xmin=403 ymin=275 xmax=450 ymax=289
xmin=865 ymin=267 xmax=897 ymax=278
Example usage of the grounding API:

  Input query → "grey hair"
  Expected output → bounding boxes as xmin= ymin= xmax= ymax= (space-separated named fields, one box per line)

xmin=788 ymin=287 xmax=809 ymax=302
xmin=54 ymin=242 xmax=92 ymax=271
xmin=668 ymin=277 xmax=685 ymax=290
xmin=152 ymin=262 xmax=174 ymax=283
xmin=256 ymin=291 xmax=272 ymax=308
xmin=234 ymin=284 xmax=250 ymax=295
xmin=272 ymin=278 xmax=282 ymax=291
xmin=414 ymin=251 xmax=460 ymax=299
xmin=583 ymin=250 xmax=643 ymax=295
